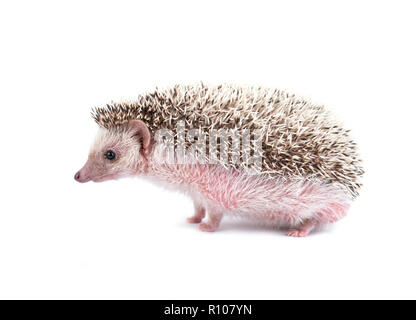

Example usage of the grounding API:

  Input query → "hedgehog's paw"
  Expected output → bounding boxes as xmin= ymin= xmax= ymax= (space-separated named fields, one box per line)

xmin=286 ymin=229 xmax=309 ymax=237
xmin=198 ymin=208 xmax=223 ymax=232
xmin=198 ymin=222 xmax=218 ymax=232
xmin=187 ymin=206 xmax=206 ymax=224
xmin=286 ymin=220 xmax=316 ymax=237
xmin=187 ymin=216 xmax=203 ymax=224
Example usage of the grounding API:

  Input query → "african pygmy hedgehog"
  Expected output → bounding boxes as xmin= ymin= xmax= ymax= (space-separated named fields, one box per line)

xmin=75 ymin=83 xmax=363 ymax=236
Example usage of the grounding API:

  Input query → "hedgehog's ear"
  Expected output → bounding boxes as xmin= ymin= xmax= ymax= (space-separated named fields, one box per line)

xmin=128 ymin=120 xmax=151 ymax=150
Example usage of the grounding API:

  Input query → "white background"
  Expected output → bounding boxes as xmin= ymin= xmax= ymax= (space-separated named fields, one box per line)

xmin=0 ymin=0 xmax=415 ymax=299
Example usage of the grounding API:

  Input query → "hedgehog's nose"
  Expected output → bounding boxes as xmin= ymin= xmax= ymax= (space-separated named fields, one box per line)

xmin=75 ymin=164 xmax=91 ymax=183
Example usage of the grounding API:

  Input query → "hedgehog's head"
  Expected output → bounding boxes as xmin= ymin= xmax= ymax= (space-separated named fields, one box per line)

xmin=74 ymin=120 xmax=151 ymax=183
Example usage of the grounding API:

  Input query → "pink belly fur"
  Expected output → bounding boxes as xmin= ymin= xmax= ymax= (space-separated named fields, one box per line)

xmin=146 ymin=157 xmax=351 ymax=228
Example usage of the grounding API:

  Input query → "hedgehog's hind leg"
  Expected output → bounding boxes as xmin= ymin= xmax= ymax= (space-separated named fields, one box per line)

xmin=187 ymin=199 xmax=206 ymax=224
xmin=286 ymin=220 xmax=317 ymax=237
xmin=198 ymin=206 xmax=223 ymax=232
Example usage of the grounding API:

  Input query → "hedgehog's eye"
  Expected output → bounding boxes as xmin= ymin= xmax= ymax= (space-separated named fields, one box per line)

xmin=105 ymin=150 xmax=116 ymax=160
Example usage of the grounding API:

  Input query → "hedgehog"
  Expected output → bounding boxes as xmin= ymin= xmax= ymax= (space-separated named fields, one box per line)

xmin=74 ymin=83 xmax=363 ymax=237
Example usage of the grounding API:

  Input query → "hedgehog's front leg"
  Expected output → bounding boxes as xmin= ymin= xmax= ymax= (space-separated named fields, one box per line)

xmin=286 ymin=220 xmax=317 ymax=237
xmin=198 ymin=206 xmax=223 ymax=232
xmin=187 ymin=200 xmax=206 ymax=224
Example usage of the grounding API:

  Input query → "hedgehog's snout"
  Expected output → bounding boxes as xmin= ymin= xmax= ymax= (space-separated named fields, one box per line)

xmin=74 ymin=167 xmax=91 ymax=183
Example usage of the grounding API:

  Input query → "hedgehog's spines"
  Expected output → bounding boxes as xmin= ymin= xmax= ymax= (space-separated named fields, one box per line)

xmin=91 ymin=83 xmax=364 ymax=198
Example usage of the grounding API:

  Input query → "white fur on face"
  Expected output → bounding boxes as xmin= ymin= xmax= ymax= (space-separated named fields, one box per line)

xmin=86 ymin=127 xmax=145 ymax=181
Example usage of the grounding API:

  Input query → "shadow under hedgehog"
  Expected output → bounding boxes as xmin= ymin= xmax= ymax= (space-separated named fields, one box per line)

xmin=75 ymin=83 xmax=364 ymax=237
